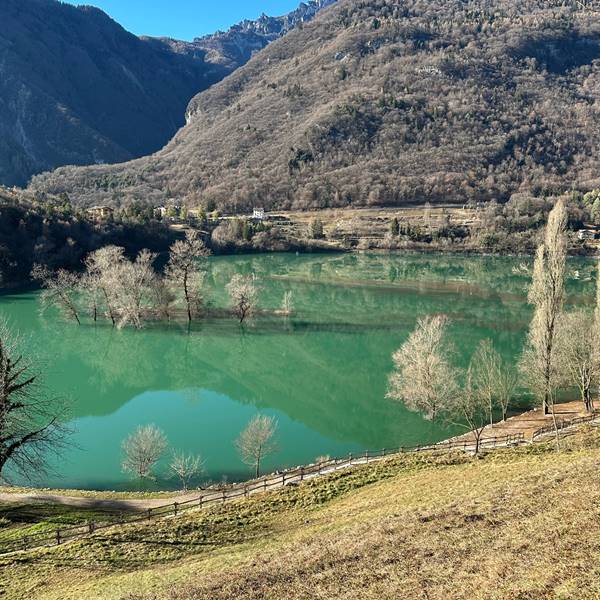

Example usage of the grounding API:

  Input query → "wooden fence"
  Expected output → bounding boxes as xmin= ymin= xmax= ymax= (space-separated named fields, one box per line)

xmin=531 ymin=412 xmax=599 ymax=441
xmin=0 ymin=432 xmax=524 ymax=556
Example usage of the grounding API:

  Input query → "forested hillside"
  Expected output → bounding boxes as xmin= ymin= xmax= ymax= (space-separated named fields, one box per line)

xmin=32 ymin=0 xmax=600 ymax=211
xmin=0 ymin=188 xmax=174 ymax=286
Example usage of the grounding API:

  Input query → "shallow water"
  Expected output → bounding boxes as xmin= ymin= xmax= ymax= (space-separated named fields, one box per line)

xmin=0 ymin=252 xmax=596 ymax=490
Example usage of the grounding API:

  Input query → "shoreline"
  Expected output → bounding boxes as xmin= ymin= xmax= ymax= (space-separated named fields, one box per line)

xmin=1 ymin=399 xmax=593 ymax=505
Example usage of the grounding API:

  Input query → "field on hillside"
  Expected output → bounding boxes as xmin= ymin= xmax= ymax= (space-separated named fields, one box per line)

xmin=1 ymin=426 xmax=600 ymax=599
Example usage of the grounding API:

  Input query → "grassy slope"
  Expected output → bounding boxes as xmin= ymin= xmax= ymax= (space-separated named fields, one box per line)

xmin=2 ymin=430 xmax=600 ymax=599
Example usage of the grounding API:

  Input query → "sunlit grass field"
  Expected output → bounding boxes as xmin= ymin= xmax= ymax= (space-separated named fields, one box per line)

xmin=1 ymin=426 xmax=600 ymax=599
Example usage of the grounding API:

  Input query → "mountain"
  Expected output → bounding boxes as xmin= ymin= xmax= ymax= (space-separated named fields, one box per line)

xmin=194 ymin=1 xmax=337 ymax=71
xmin=31 ymin=0 xmax=600 ymax=211
xmin=0 ymin=0 xmax=334 ymax=188
xmin=0 ymin=0 xmax=227 ymax=187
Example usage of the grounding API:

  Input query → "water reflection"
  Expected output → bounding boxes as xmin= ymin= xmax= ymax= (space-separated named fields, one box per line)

xmin=0 ymin=252 xmax=596 ymax=489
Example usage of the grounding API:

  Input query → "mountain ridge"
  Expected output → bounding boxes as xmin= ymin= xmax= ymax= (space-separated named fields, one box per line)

xmin=31 ymin=0 xmax=600 ymax=211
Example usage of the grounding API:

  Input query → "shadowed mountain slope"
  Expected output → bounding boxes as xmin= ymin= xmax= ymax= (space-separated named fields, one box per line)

xmin=0 ymin=0 xmax=333 ymax=187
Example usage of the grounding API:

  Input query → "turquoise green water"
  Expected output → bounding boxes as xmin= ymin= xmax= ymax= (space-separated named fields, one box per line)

xmin=0 ymin=253 xmax=596 ymax=490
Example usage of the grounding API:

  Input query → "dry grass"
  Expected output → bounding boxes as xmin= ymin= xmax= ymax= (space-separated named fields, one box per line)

xmin=3 ymin=431 xmax=600 ymax=599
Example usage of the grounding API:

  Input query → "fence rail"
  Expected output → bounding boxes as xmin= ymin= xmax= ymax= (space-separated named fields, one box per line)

xmin=531 ymin=411 xmax=599 ymax=441
xmin=0 ymin=432 xmax=525 ymax=556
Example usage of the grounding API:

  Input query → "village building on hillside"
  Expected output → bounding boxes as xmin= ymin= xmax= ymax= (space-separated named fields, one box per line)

xmin=577 ymin=229 xmax=600 ymax=241
xmin=252 ymin=207 xmax=265 ymax=221
xmin=86 ymin=206 xmax=114 ymax=220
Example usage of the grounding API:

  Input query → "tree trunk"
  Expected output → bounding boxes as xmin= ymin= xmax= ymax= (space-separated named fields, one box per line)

xmin=550 ymin=401 xmax=561 ymax=451
xmin=102 ymin=288 xmax=116 ymax=326
xmin=184 ymin=271 xmax=192 ymax=323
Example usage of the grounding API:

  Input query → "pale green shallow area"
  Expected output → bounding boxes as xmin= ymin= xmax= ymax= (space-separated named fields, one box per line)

xmin=0 ymin=252 xmax=595 ymax=491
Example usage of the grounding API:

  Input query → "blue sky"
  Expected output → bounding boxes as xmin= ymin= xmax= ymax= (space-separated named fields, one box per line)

xmin=66 ymin=1 xmax=302 ymax=41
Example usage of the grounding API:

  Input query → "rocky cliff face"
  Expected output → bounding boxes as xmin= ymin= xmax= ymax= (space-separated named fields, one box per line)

xmin=0 ymin=0 xmax=335 ymax=187
xmin=192 ymin=1 xmax=337 ymax=72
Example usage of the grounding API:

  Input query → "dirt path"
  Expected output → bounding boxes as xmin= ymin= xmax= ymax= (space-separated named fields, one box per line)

xmin=0 ymin=490 xmax=203 ymax=512
xmin=450 ymin=400 xmax=593 ymax=444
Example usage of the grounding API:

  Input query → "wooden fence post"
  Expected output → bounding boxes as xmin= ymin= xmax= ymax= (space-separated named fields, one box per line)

xmin=147 ymin=509 xmax=152 ymax=520
xmin=300 ymin=467 xmax=304 ymax=481
xmin=88 ymin=521 xmax=95 ymax=535
xmin=56 ymin=529 xmax=61 ymax=546
xmin=173 ymin=502 xmax=178 ymax=516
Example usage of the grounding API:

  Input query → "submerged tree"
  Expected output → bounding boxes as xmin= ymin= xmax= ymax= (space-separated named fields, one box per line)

xmin=166 ymin=231 xmax=211 ymax=322
xmin=114 ymin=250 xmax=158 ymax=329
xmin=519 ymin=200 xmax=567 ymax=448
xmin=235 ymin=415 xmax=278 ymax=478
xmin=280 ymin=290 xmax=294 ymax=316
xmin=387 ymin=315 xmax=459 ymax=421
xmin=32 ymin=265 xmax=81 ymax=325
xmin=83 ymin=246 xmax=127 ymax=326
xmin=121 ymin=424 xmax=168 ymax=480
xmin=0 ymin=320 xmax=70 ymax=480
xmin=227 ymin=274 xmax=259 ymax=324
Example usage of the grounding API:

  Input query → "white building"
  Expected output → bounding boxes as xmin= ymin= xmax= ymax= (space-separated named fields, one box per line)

xmin=252 ymin=207 xmax=265 ymax=220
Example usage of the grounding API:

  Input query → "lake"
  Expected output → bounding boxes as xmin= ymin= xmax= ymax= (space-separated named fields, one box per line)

xmin=0 ymin=252 xmax=596 ymax=491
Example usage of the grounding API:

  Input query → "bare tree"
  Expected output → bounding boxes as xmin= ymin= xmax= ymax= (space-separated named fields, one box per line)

xmin=169 ymin=451 xmax=204 ymax=491
xmin=470 ymin=339 xmax=516 ymax=426
xmin=83 ymin=246 xmax=126 ymax=326
xmin=235 ymin=415 xmax=278 ymax=478
xmin=556 ymin=310 xmax=598 ymax=413
xmin=114 ymin=250 xmax=158 ymax=329
xmin=495 ymin=360 xmax=518 ymax=422
xmin=450 ymin=366 xmax=489 ymax=455
xmin=280 ymin=290 xmax=294 ymax=316
xmin=470 ymin=339 xmax=500 ymax=427
xmin=387 ymin=315 xmax=459 ymax=421
xmin=227 ymin=274 xmax=259 ymax=324
xmin=166 ymin=231 xmax=211 ymax=322
xmin=0 ymin=320 xmax=70 ymax=480
xmin=151 ymin=277 xmax=176 ymax=321
xmin=121 ymin=424 xmax=168 ymax=480
xmin=32 ymin=265 xmax=81 ymax=325
xmin=519 ymin=199 xmax=567 ymax=445
xmin=79 ymin=271 xmax=102 ymax=323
